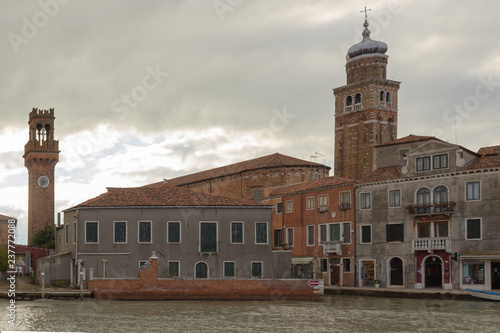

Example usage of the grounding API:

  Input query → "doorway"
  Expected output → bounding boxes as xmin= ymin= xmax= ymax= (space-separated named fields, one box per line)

xmin=390 ymin=257 xmax=404 ymax=286
xmin=424 ymin=256 xmax=442 ymax=288
xmin=330 ymin=258 xmax=340 ymax=285
xmin=492 ymin=262 xmax=500 ymax=289
xmin=360 ymin=260 xmax=375 ymax=287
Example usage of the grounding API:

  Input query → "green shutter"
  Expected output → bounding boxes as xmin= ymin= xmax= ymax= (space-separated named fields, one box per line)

xmin=329 ymin=224 xmax=340 ymax=241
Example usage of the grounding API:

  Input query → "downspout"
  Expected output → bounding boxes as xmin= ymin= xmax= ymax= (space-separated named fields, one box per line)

xmin=75 ymin=209 xmax=79 ymax=286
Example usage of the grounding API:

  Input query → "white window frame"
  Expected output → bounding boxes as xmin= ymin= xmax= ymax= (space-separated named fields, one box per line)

xmin=251 ymin=261 xmax=263 ymax=278
xmin=113 ymin=221 xmax=128 ymax=244
xmin=318 ymin=194 xmax=329 ymax=208
xmin=339 ymin=191 xmax=351 ymax=204
xmin=223 ymin=261 xmax=236 ymax=278
xmin=416 ymin=156 xmax=431 ymax=172
xmin=465 ymin=218 xmax=482 ymax=240
xmin=342 ymin=221 xmax=352 ymax=244
xmin=138 ymin=220 xmax=153 ymax=244
xmin=199 ymin=221 xmax=218 ymax=253
xmin=432 ymin=153 xmax=449 ymax=170
xmin=360 ymin=192 xmax=371 ymax=210
xmin=388 ymin=189 xmax=401 ymax=208
xmin=139 ymin=260 xmax=149 ymax=269
xmin=306 ymin=196 xmax=315 ymax=210
xmin=255 ymin=222 xmax=268 ymax=245
xmin=64 ymin=224 xmax=69 ymax=244
xmin=167 ymin=221 xmax=182 ymax=244
xmin=465 ymin=181 xmax=481 ymax=202
xmin=286 ymin=227 xmax=294 ymax=247
xmin=230 ymin=221 xmax=244 ymax=244
xmin=360 ymin=224 xmax=372 ymax=244
xmin=306 ymin=225 xmax=315 ymax=246
xmin=85 ymin=221 xmax=99 ymax=244
xmin=167 ymin=261 xmax=180 ymax=278
xmin=286 ymin=200 xmax=294 ymax=213
xmin=72 ymin=222 xmax=77 ymax=244
xmin=318 ymin=224 xmax=327 ymax=244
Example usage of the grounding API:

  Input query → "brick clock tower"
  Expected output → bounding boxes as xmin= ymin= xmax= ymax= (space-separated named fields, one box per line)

xmin=23 ymin=108 xmax=59 ymax=244
xmin=333 ymin=16 xmax=400 ymax=179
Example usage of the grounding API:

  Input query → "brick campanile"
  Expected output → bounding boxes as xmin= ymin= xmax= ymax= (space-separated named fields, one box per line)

xmin=23 ymin=108 xmax=60 ymax=244
xmin=333 ymin=17 xmax=400 ymax=179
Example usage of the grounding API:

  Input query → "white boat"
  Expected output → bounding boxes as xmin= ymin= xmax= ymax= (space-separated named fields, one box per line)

xmin=466 ymin=288 xmax=500 ymax=301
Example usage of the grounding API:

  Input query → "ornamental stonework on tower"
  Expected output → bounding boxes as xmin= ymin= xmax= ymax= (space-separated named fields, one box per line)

xmin=333 ymin=16 xmax=400 ymax=180
xmin=23 ymin=108 xmax=60 ymax=244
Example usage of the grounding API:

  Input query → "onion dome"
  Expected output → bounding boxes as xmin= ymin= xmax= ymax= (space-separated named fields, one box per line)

xmin=347 ymin=19 xmax=388 ymax=60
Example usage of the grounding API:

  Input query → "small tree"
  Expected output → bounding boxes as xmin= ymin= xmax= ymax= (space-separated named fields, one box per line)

xmin=31 ymin=224 xmax=55 ymax=249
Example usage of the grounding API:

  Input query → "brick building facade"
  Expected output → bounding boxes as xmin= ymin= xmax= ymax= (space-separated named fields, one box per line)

xmin=23 ymin=108 xmax=59 ymax=244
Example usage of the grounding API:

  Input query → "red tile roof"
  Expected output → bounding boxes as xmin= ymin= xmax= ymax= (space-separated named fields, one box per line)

xmin=375 ymin=134 xmax=440 ymax=147
xmin=464 ymin=155 xmax=500 ymax=170
xmin=66 ymin=183 xmax=269 ymax=210
xmin=269 ymin=176 xmax=357 ymax=197
xmin=156 ymin=153 xmax=330 ymax=186
xmin=477 ymin=145 xmax=500 ymax=156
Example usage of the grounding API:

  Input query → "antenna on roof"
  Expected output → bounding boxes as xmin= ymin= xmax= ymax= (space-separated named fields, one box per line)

xmin=454 ymin=96 xmax=458 ymax=145
xmin=310 ymin=152 xmax=324 ymax=163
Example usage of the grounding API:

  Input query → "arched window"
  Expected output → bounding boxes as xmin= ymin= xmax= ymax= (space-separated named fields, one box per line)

xmin=195 ymin=262 xmax=208 ymax=278
xmin=416 ymin=188 xmax=431 ymax=214
xmin=386 ymin=91 xmax=391 ymax=103
xmin=346 ymin=95 xmax=353 ymax=106
xmin=433 ymin=186 xmax=448 ymax=212
xmin=380 ymin=91 xmax=385 ymax=101
xmin=354 ymin=93 xmax=362 ymax=104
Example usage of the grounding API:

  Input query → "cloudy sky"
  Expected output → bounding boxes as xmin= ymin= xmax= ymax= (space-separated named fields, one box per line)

xmin=1 ymin=0 xmax=500 ymax=244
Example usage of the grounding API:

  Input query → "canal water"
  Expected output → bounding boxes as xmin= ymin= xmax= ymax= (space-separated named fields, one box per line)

xmin=1 ymin=295 xmax=500 ymax=332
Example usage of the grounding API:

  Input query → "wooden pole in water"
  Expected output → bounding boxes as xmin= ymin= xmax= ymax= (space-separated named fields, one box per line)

xmin=41 ymin=271 xmax=45 ymax=299
xmin=80 ymin=268 xmax=84 ymax=301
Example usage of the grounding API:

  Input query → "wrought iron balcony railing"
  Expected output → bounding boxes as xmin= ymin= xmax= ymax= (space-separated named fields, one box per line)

xmin=406 ymin=202 xmax=456 ymax=216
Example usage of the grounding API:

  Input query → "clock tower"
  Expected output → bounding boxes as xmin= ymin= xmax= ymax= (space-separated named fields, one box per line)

xmin=23 ymin=108 xmax=60 ymax=244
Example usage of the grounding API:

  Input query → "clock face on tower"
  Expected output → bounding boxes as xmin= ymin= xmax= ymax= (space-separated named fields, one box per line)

xmin=37 ymin=176 xmax=50 ymax=188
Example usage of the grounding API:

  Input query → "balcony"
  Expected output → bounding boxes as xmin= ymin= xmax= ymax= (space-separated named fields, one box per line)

xmin=339 ymin=203 xmax=351 ymax=210
xmin=412 ymin=237 xmax=452 ymax=253
xmin=318 ymin=206 xmax=329 ymax=213
xmin=323 ymin=241 xmax=342 ymax=255
xmin=406 ymin=202 xmax=456 ymax=216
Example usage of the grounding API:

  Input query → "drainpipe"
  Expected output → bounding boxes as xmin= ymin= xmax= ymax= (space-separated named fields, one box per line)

xmin=75 ymin=209 xmax=79 ymax=286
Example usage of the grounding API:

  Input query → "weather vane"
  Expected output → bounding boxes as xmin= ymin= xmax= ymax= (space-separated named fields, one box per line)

xmin=361 ymin=6 xmax=371 ymax=21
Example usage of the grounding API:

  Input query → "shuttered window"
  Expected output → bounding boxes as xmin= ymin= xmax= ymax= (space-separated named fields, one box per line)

xmin=386 ymin=224 xmax=404 ymax=242
xmin=200 ymin=222 xmax=217 ymax=252
xmin=168 ymin=222 xmax=181 ymax=243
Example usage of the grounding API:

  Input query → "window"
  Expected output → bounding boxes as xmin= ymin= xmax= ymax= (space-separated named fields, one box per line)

xmin=273 ymin=229 xmax=283 ymax=247
xmin=329 ymin=224 xmax=340 ymax=242
xmin=167 ymin=261 xmax=179 ymax=278
xmin=417 ymin=223 xmax=430 ymax=238
xmin=318 ymin=195 xmax=328 ymax=207
xmin=433 ymin=186 xmax=448 ymax=212
xmin=138 ymin=221 xmax=152 ymax=243
xmin=195 ymin=262 xmax=208 ymax=278
xmin=433 ymin=154 xmax=448 ymax=169
xmin=466 ymin=181 xmax=480 ymax=201
xmin=354 ymin=93 xmax=362 ymax=104
xmin=386 ymin=91 xmax=391 ymax=103
xmin=73 ymin=222 xmax=77 ymax=244
xmin=255 ymin=222 xmax=268 ymax=244
xmin=380 ymin=91 xmax=385 ymax=101
xmin=168 ymin=221 xmax=181 ymax=243
xmin=307 ymin=225 xmax=315 ymax=246
xmin=416 ymin=187 xmax=431 ymax=213
xmin=139 ymin=260 xmax=149 ymax=269
xmin=340 ymin=191 xmax=350 ymax=204
xmin=360 ymin=192 xmax=371 ymax=210
xmin=286 ymin=200 xmax=293 ymax=213
xmin=306 ymin=197 xmax=315 ymax=210
xmin=251 ymin=262 xmax=263 ymax=278
xmin=388 ymin=189 xmax=401 ymax=208
xmin=342 ymin=222 xmax=351 ymax=244
xmin=200 ymin=222 xmax=217 ymax=252
xmin=416 ymin=156 xmax=431 ymax=172
xmin=224 ymin=261 xmax=235 ymax=277
xmin=320 ymin=259 xmax=328 ymax=272
xmin=435 ymin=222 xmax=449 ymax=237
xmin=114 ymin=221 xmax=127 ymax=244
xmin=462 ymin=262 xmax=485 ymax=284
xmin=319 ymin=224 xmax=327 ymax=244
xmin=65 ymin=224 xmax=68 ymax=244
xmin=346 ymin=95 xmax=353 ymax=106
xmin=343 ymin=258 xmax=351 ymax=273
xmin=360 ymin=225 xmax=371 ymax=244
xmin=286 ymin=228 xmax=294 ymax=247
xmin=231 ymin=222 xmax=243 ymax=244
xmin=276 ymin=202 xmax=283 ymax=214
xmin=386 ymin=223 xmax=404 ymax=242
xmin=466 ymin=218 xmax=481 ymax=240
xmin=85 ymin=221 xmax=98 ymax=244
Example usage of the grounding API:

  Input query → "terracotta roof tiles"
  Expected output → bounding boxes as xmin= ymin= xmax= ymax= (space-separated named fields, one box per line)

xmin=477 ymin=145 xmax=500 ymax=156
xmin=375 ymin=134 xmax=440 ymax=147
xmin=269 ymin=176 xmax=357 ymax=197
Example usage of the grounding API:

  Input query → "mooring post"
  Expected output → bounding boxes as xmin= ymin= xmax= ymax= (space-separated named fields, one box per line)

xmin=41 ymin=271 xmax=45 ymax=299
xmin=80 ymin=268 xmax=85 ymax=301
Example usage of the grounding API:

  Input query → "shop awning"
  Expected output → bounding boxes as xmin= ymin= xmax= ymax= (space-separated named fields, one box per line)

xmin=291 ymin=257 xmax=315 ymax=265
xmin=460 ymin=254 xmax=500 ymax=261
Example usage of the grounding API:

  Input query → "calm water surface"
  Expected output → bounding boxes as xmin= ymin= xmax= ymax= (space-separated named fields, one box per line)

xmin=1 ymin=295 xmax=500 ymax=332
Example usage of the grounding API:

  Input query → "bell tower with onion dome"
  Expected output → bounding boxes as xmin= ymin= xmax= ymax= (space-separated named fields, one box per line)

xmin=333 ymin=9 xmax=400 ymax=180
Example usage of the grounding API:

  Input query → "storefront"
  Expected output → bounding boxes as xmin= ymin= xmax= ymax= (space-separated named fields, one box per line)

xmin=459 ymin=253 xmax=500 ymax=291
